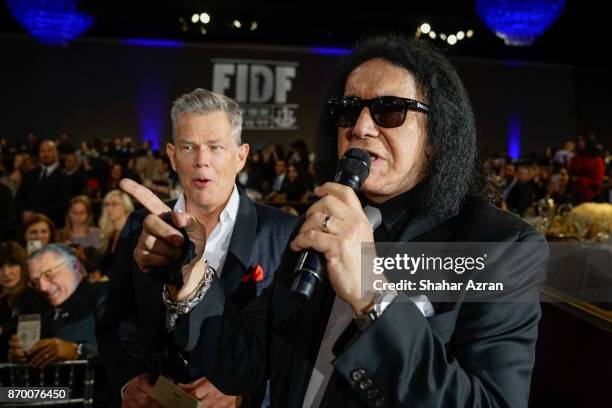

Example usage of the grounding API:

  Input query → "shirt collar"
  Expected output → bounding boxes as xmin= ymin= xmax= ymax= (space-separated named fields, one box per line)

xmin=173 ymin=184 xmax=240 ymax=223
xmin=42 ymin=162 xmax=59 ymax=175
xmin=365 ymin=188 xmax=415 ymax=241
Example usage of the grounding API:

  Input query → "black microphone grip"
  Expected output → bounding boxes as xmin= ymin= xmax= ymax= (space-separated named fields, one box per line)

xmin=291 ymin=250 xmax=326 ymax=300
xmin=291 ymin=148 xmax=371 ymax=300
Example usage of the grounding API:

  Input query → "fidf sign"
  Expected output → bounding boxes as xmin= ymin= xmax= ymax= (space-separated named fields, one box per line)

xmin=212 ymin=58 xmax=298 ymax=130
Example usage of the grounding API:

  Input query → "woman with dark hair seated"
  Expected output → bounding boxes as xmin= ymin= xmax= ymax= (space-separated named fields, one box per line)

xmin=280 ymin=163 xmax=309 ymax=202
xmin=0 ymin=241 xmax=49 ymax=362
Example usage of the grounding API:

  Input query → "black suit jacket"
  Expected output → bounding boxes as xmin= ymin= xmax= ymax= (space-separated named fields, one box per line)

xmin=96 ymin=189 xmax=297 ymax=401
xmin=171 ymin=197 xmax=548 ymax=407
xmin=49 ymin=280 xmax=108 ymax=358
xmin=15 ymin=167 xmax=72 ymax=227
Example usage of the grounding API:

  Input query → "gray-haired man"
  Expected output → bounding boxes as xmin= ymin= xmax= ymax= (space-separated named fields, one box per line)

xmin=9 ymin=243 xmax=107 ymax=367
xmin=98 ymin=89 xmax=297 ymax=407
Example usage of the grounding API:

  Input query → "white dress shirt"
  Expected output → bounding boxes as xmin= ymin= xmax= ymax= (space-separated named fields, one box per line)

xmin=40 ymin=162 xmax=59 ymax=179
xmin=272 ymin=173 xmax=286 ymax=192
xmin=172 ymin=184 xmax=240 ymax=276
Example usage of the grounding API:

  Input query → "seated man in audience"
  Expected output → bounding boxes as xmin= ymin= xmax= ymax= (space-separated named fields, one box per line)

xmin=8 ymin=243 xmax=107 ymax=366
xmin=265 ymin=159 xmax=287 ymax=200
xmin=63 ymin=152 xmax=87 ymax=197
xmin=506 ymin=162 xmax=537 ymax=216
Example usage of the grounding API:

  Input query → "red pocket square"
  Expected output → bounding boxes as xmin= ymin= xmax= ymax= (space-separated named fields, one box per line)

xmin=243 ymin=264 xmax=264 ymax=283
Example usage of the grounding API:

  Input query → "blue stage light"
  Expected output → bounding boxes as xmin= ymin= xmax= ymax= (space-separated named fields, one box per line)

xmin=7 ymin=0 xmax=93 ymax=46
xmin=507 ymin=113 xmax=521 ymax=159
xmin=121 ymin=38 xmax=185 ymax=48
xmin=476 ymin=0 xmax=565 ymax=46
xmin=310 ymin=47 xmax=351 ymax=56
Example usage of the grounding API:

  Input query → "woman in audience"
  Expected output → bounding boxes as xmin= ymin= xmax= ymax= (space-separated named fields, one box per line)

xmin=547 ymin=167 xmax=573 ymax=205
xmin=144 ymin=155 xmax=171 ymax=199
xmin=280 ymin=163 xmax=308 ymax=202
xmin=6 ymin=153 xmax=30 ymax=194
xmin=0 ymin=241 xmax=48 ymax=362
xmin=17 ymin=213 xmax=57 ymax=253
xmin=58 ymin=195 xmax=101 ymax=249
xmin=99 ymin=190 xmax=133 ymax=275
xmin=103 ymin=163 xmax=123 ymax=195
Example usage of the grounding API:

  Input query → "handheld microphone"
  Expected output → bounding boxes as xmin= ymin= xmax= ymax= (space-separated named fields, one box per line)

xmin=291 ymin=148 xmax=371 ymax=300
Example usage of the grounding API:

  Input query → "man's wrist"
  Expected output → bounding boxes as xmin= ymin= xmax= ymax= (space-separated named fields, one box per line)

xmin=350 ymin=292 xmax=378 ymax=316
xmin=163 ymin=261 xmax=216 ymax=330
xmin=74 ymin=343 xmax=84 ymax=359
xmin=353 ymin=290 xmax=399 ymax=332
xmin=171 ymin=259 xmax=208 ymax=301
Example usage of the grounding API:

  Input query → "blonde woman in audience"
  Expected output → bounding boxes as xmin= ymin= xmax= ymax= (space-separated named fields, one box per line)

xmin=58 ymin=195 xmax=101 ymax=249
xmin=99 ymin=190 xmax=133 ymax=275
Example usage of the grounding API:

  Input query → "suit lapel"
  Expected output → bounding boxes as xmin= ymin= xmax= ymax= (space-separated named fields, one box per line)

xmin=221 ymin=190 xmax=257 ymax=295
xmin=397 ymin=207 xmax=461 ymax=243
xmin=399 ymin=210 xmax=461 ymax=315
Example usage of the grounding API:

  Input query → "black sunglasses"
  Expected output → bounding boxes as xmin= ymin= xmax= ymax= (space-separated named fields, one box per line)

xmin=328 ymin=96 xmax=430 ymax=128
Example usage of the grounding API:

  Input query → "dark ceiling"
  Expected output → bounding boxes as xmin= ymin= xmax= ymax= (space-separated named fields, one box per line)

xmin=0 ymin=0 xmax=607 ymax=67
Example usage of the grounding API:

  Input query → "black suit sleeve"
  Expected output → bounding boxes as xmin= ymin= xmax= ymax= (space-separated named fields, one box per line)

xmin=96 ymin=214 xmax=146 ymax=395
xmin=46 ymin=173 xmax=72 ymax=225
xmin=84 ymin=282 xmax=109 ymax=358
xmin=172 ymin=276 xmax=270 ymax=395
xmin=332 ymin=232 xmax=548 ymax=408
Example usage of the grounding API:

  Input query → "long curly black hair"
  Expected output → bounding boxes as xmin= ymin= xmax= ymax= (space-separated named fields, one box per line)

xmin=315 ymin=32 xmax=492 ymax=222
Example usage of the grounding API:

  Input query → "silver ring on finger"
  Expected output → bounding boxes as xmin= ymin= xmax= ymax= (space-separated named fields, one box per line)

xmin=322 ymin=214 xmax=332 ymax=234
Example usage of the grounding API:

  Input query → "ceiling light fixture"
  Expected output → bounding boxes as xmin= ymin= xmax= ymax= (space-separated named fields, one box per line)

xmin=200 ymin=13 xmax=211 ymax=24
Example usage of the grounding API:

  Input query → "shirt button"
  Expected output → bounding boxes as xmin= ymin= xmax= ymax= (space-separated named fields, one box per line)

xmin=351 ymin=368 xmax=366 ymax=382
xmin=374 ymin=397 xmax=386 ymax=408
xmin=359 ymin=378 xmax=373 ymax=391
xmin=367 ymin=389 xmax=380 ymax=401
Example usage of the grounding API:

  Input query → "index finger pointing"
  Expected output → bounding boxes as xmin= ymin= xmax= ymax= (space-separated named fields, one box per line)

xmin=120 ymin=178 xmax=171 ymax=215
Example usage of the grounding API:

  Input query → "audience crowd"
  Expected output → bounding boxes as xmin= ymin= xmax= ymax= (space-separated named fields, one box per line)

xmin=0 ymin=129 xmax=609 ymax=404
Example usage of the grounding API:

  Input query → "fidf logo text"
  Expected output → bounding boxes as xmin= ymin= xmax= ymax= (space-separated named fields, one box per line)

xmin=212 ymin=59 xmax=297 ymax=103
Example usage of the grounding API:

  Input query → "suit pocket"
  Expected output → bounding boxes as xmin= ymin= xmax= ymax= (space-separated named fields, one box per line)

xmin=426 ymin=311 xmax=457 ymax=343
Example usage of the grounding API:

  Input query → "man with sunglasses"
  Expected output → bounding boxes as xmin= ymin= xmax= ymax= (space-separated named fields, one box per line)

xmin=141 ymin=34 xmax=546 ymax=407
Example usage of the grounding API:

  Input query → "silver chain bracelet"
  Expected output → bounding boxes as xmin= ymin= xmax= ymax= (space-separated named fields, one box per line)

xmin=162 ymin=261 xmax=216 ymax=317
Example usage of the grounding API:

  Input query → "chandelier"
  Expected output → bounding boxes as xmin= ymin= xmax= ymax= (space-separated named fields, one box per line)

xmin=476 ymin=0 xmax=565 ymax=46
xmin=7 ymin=0 xmax=93 ymax=46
